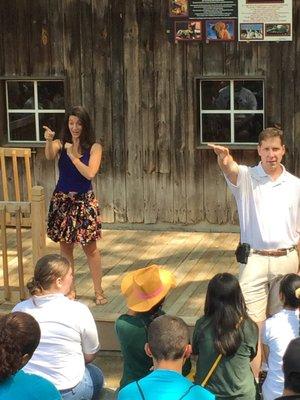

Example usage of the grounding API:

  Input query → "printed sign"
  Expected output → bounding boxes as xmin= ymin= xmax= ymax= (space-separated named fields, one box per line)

xmin=189 ymin=0 xmax=237 ymax=19
xmin=238 ymin=0 xmax=292 ymax=41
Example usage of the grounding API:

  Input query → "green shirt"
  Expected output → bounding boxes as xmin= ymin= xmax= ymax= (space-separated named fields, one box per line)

xmin=115 ymin=313 xmax=154 ymax=389
xmin=115 ymin=312 xmax=191 ymax=389
xmin=192 ymin=316 xmax=258 ymax=400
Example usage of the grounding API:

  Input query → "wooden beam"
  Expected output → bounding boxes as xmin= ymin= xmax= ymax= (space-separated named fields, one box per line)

xmin=15 ymin=208 xmax=26 ymax=300
xmin=0 ymin=205 xmax=10 ymax=300
xmin=31 ymin=186 xmax=46 ymax=265
xmin=0 ymin=201 xmax=31 ymax=213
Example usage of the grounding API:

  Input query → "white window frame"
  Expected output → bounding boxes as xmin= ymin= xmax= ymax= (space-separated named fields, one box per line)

xmin=5 ymin=80 xmax=65 ymax=143
xmin=199 ymin=78 xmax=265 ymax=145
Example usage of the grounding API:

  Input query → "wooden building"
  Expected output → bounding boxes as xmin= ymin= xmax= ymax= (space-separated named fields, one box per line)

xmin=0 ymin=0 xmax=299 ymax=228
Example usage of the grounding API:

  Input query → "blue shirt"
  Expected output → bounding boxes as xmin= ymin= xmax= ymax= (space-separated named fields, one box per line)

xmin=0 ymin=370 xmax=61 ymax=400
xmin=117 ymin=369 xmax=215 ymax=400
xmin=55 ymin=148 xmax=92 ymax=193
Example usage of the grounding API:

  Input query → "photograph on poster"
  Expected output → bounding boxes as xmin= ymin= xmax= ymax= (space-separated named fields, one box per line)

xmin=169 ymin=0 xmax=188 ymax=18
xmin=246 ymin=0 xmax=283 ymax=3
xmin=175 ymin=20 xmax=202 ymax=41
xmin=205 ymin=20 xmax=235 ymax=41
xmin=240 ymin=23 xmax=263 ymax=40
xmin=265 ymin=23 xmax=290 ymax=36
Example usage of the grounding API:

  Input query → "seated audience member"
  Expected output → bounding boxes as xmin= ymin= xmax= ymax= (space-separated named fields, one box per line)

xmin=117 ymin=315 xmax=215 ymax=400
xmin=12 ymin=254 xmax=103 ymax=400
xmin=115 ymin=264 xmax=186 ymax=389
xmin=275 ymin=337 xmax=300 ymax=400
xmin=262 ymin=274 xmax=300 ymax=400
xmin=0 ymin=311 xmax=61 ymax=400
xmin=192 ymin=273 xmax=258 ymax=400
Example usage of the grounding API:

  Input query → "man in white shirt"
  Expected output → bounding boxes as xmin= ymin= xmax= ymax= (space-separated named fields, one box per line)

xmin=209 ymin=127 xmax=300 ymax=377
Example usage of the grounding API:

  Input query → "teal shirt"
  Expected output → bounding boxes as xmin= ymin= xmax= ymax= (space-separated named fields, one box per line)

xmin=118 ymin=369 xmax=215 ymax=400
xmin=0 ymin=370 xmax=61 ymax=400
xmin=192 ymin=317 xmax=258 ymax=400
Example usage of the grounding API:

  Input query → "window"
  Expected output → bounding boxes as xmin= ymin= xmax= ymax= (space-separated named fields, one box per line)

xmin=6 ymin=80 xmax=65 ymax=143
xmin=197 ymin=79 xmax=264 ymax=144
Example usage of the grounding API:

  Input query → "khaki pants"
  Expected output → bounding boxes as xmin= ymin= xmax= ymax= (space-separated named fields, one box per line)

xmin=239 ymin=249 xmax=299 ymax=322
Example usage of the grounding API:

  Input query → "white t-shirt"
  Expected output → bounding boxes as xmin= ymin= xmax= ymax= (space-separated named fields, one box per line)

xmin=262 ymin=308 xmax=299 ymax=400
xmin=225 ymin=163 xmax=300 ymax=249
xmin=13 ymin=294 xmax=100 ymax=390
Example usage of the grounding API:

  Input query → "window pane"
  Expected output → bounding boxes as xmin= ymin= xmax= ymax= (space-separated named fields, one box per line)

xmin=7 ymin=82 xmax=34 ymax=109
xmin=202 ymin=114 xmax=231 ymax=142
xmin=38 ymin=113 xmax=65 ymax=141
xmin=201 ymin=81 xmax=230 ymax=110
xmin=234 ymin=114 xmax=263 ymax=143
xmin=234 ymin=80 xmax=263 ymax=110
xmin=9 ymin=113 xmax=36 ymax=141
xmin=38 ymin=81 xmax=65 ymax=110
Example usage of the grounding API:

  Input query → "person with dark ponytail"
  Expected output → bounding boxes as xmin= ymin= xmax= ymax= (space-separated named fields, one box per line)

xmin=0 ymin=312 xmax=61 ymax=400
xmin=192 ymin=273 xmax=258 ymax=399
xmin=13 ymin=254 xmax=104 ymax=400
xmin=262 ymin=273 xmax=300 ymax=400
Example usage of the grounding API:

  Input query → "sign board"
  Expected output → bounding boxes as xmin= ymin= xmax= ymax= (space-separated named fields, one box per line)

xmin=238 ymin=0 xmax=293 ymax=41
xmin=169 ymin=0 xmax=238 ymax=42
xmin=167 ymin=0 xmax=292 ymax=42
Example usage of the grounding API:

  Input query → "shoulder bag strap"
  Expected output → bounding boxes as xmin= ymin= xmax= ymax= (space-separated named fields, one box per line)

xmin=136 ymin=380 xmax=146 ymax=400
xmin=201 ymin=353 xmax=222 ymax=387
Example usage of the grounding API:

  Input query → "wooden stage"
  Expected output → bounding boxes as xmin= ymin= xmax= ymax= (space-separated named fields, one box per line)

xmin=0 ymin=228 xmax=239 ymax=349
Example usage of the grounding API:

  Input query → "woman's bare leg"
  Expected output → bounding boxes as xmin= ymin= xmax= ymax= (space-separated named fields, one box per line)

xmin=60 ymin=241 xmax=75 ymax=298
xmin=82 ymin=241 xmax=106 ymax=304
xmin=60 ymin=241 xmax=75 ymax=269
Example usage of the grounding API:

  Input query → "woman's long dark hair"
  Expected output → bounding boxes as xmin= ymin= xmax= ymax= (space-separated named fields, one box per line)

xmin=61 ymin=105 xmax=95 ymax=150
xmin=204 ymin=273 xmax=249 ymax=356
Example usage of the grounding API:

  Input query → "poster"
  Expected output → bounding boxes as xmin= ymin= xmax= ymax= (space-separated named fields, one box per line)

xmin=168 ymin=0 xmax=238 ymax=42
xmin=169 ymin=0 xmax=189 ymax=18
xmin=238 ymin=0 xmax=292 ymax=41
xmin=188 ymin=0 xmax=237 ymax=19
xmin=205 ymin=20 xmax=236 ymax=41
xmin=174 ymin=20 xmax=203 ymax=41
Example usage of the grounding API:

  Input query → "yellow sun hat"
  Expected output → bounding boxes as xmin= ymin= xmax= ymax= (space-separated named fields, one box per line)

xmin=121 ymin=264 xmax=176 ymax=312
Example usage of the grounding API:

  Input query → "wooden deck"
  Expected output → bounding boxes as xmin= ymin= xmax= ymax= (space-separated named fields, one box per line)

xmin=0 ymin=228 xmax=239 ymax=349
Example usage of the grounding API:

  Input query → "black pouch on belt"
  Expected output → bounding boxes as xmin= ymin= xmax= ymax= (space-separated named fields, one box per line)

xmin=235 ymin=242 xmax=251 ymax=264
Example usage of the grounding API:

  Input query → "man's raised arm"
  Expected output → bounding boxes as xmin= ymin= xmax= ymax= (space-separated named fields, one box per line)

xmin=208 ymin=143 xmax=239 ymax=185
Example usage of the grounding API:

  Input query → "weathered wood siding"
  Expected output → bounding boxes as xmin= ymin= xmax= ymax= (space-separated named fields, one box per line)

xmin=0 ymin=0 xmax=299 ymax=226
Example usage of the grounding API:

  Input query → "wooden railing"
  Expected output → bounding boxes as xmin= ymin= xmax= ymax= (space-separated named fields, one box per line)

xmin=0 ymin=147 xmax=33 ymax=227
xmin=0 ymin=186 xmax=46 ymax=301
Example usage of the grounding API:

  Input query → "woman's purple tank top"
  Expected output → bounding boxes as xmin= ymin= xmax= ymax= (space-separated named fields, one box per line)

xmin=55 ymin=147 xmax=92 ymax=193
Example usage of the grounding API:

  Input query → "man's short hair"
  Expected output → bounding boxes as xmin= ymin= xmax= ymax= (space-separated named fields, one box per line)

xmin=258 ymin=126 xmax=284 ymax=145
xmin=283 ymin=337 xmax=300 ymax=393
xmin=148 ymin=315 xmax=189 ymax=361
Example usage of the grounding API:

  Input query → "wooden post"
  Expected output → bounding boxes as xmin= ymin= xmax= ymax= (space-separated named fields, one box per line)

xmin=0 ymin=204 xmax=10 ymax=300
xmin=31 ymin=186 xmax=46 ymax=266
xmin=15 ymin=207 xmax=26 ymax=300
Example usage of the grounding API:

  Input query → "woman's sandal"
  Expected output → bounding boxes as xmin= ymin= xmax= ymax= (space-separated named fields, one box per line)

xmin=94 ymin=290 xmax=108 ymax=305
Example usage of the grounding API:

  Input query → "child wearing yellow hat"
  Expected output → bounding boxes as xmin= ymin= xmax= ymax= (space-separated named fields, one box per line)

xmin=115 ymin=264 xmax=176 ymax=389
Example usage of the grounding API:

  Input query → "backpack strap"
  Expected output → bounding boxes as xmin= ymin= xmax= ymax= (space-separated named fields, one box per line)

xmin=136 ymin=380 xmax=146 ymax=400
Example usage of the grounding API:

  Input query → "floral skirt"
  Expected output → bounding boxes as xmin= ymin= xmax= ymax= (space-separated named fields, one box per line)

xmin=47 ymin=191 xmax=102 ymax=245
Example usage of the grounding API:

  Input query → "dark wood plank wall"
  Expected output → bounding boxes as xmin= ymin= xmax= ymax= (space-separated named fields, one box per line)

xmin=0 ymin=0 xmax=299 ymax=226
